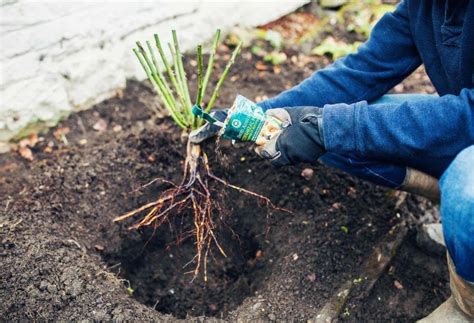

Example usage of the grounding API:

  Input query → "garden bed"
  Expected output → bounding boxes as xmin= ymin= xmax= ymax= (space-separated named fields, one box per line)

xmin=1 ymin=19 xmax=447 ymax=321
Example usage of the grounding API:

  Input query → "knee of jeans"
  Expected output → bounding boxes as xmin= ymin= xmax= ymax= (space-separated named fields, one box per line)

xmin=440 ymin=146 xmax=474 ymax=204
xmin=440 ymin=146 xmax=474 ymax=271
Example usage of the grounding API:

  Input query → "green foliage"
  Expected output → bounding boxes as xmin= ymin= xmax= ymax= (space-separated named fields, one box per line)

xmin=302 ymin=0 xmax=394 ymax=60
xmin=263 ymin=52 xmax=287 ymax=65
xmin=255 ymin=29 xmax=283 ymax=49
xmin=134 ymin=30 xmax=242 ymax=131
xmin=339 ymin=0 xmax=396 ymax=38
xmin=251 ymin=45 xmax=266 ymax=57
xmin=312 ymin=38 xmax=362 ymax=59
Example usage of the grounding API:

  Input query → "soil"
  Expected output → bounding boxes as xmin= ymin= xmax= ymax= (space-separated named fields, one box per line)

xmin=1 ymin=16 xmax=447 ymax=322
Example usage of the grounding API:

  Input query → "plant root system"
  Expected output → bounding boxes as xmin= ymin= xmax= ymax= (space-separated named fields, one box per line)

xmin=114 ymin=141 xmax=288 ymax=280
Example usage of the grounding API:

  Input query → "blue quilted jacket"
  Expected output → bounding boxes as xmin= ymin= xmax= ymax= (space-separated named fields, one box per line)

xmin=260 ymin=0 xmax=474 ymax=177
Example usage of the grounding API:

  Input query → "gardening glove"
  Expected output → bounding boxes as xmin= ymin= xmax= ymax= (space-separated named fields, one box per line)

xmin=255 ymin=107 xmax=325 ymax=167
xmin=189 ymin=109 xmax=228 ymax=143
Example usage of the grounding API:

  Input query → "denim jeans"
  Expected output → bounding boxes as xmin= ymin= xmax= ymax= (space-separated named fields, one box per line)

xmin=440 ymin=145 xmax=474 ymax=282
xmin=320 ymin=94 xmax=437 ymax=188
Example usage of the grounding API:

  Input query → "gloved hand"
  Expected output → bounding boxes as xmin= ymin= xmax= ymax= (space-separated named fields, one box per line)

xmin=255 ymin=107 xmax=325 ymax=167
xmin=189 ymin=109 xmax=228 ymax=143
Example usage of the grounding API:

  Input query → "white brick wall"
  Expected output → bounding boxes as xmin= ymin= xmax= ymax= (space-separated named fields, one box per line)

xmin=0 ymin=0 xmax=307 ymax=151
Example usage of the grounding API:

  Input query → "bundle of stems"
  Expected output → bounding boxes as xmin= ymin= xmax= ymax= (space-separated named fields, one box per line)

xmin=115 ymin=30 xmax=285 ymax=280
xmin=132 ymin=29 xmax=241 ymax=130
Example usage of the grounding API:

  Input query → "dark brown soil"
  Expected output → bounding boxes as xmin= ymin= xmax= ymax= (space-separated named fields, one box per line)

xmin=342 ymin=232 xmax=449 ymax=321
xmin=1 ymin=32 xmax=447 ymax=321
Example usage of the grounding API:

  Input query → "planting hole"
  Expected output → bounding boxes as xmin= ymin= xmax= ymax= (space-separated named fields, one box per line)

xmin=102 ymin=205 xmax=274 ymax=319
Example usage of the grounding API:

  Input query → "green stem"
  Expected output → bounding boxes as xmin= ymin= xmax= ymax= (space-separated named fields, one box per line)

xmin=206 ymin=41 xmax=242 ymax=113
xmin=146 ymin=40 xmax=178 ymax=111
xmin=202 ymin=29 xmax=221 ymax=102
xmin=154 ymin=34 xmax=187 ymax=113
xmin=133 ymin=30 xmax=238 ymax=131
xmin=195 ymin=45 xmax=204 ymax=128
xmin=168 ymin=42 xmax=191 ymax=124
xmin=136 ymin=43 xmax=177 ymax=117
xmin=172 ymin=30 xmax=193 ymax=118
xmin=146 ymin=40 xmax=163 ymax=79
xmin=134 ymin=47 xmax=188 ymax=129
xmin=195 ymin=45 xmax=204 ymax=107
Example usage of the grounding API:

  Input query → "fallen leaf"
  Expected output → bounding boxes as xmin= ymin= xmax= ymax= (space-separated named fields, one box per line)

xmin=94 ymin=245 xmax=105 ymax=251
xmin=256 ymin=250 xmax=264 ymax=258
xmin=255 ymin=61 xmax=268 ymax=71
xmin=394 ymin=280 xmax=404 ymax=289
xmin=53 ymin=127 xmax=70 ymax=140
xmin=19 ymin=133 xmax=39 ymax=148
xmin=92 ymin=119 xmax=107 ymax=132
xmin=18 ymin=146 xmax=33 ymax=161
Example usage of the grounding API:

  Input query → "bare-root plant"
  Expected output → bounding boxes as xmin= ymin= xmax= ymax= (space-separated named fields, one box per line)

xmin=114 ymin=30 xmax=286 ymax=280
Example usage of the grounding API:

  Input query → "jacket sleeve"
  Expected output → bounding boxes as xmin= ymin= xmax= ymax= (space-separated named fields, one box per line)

xmin=323 ymin=88 xmax=474 ymax=165
xmin=259 ymin=0 xmax=421 ymax=110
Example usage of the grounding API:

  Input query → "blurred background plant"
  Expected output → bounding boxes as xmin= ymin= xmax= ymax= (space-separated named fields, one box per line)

xmin=225 ymin=0 xmax=397 ymax=65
